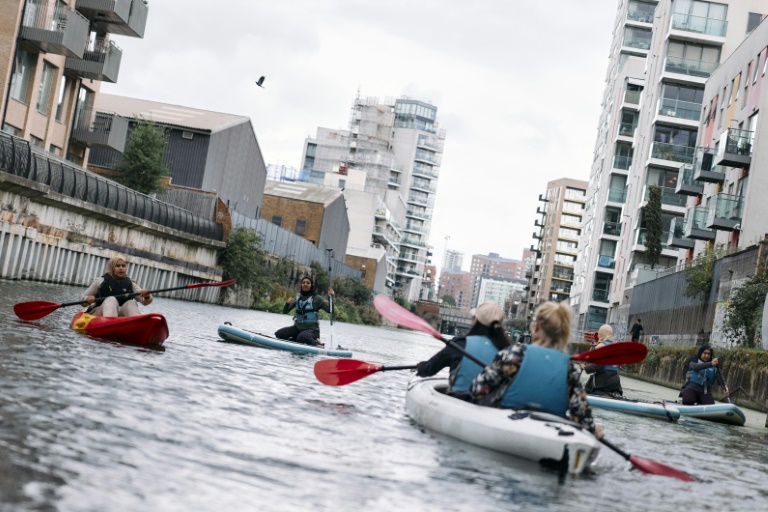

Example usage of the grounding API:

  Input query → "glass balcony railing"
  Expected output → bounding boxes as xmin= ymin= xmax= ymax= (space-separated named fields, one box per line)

xmin=619 ymin=122 xmax=637 ymax=137
xmin=689 ymin=206 xmax=709 ymax=230
xmin=627 ymin=8 xmax=654 ymax=24
xmin=636 ymin=228 xmax=672 ymax=249
xmin=710 ymin=193 xmax=743 ymax=223
xmin=592 ymin=289 xmax=610 ymax=303
xmin=608 ymin=187 xmax=627 ymax=203
xmin=597 ymin=255 xmax=616 ymax=269
xmin=658 ymin=98 xmax=702 ymax=121
xmin=644 ymin=185 xmax=687 ymax=207
xmin=676 ymin=164 xmax=703 ymax=196
xmin=665 ymin=56 xmax=719 ymax=78
xmin=613 ymin=154 xmax=632 ymax=170
xmin=623 ymin=35 xmax=651 ymax=50
xmin=651 ymin=141 xmax=695 ymax=164
xmin=624 ymin=89 xmax=641 ymax=104
xmin=719 ymin=128 xmax=754 ymax=167
xmin=603 ymin=221 xmax=621 ymax=236
xmin=670 ymin=217 xmax=685 ymax=237
xmin=692 ymin=146 xmax=726 ymax=182
xmin=671 ymin=12 xmax=727 ymax=37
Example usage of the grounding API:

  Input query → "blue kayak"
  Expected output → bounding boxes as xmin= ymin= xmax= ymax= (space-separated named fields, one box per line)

xmin=217 ymin=324 xmax=353 ymax=358
xmin=587 ymin=395 xmax=681 ymax=421
xmin=670 ymin=402 xmax=746 ymax=426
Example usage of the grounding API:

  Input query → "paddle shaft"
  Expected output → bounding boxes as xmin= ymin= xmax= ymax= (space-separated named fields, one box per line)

xmin=381 ymin=365 xmax=418 ymax=372
xmin=715 ymin=366 xmax=732 ymax=403
xmin=88 ymin=280 xmax=235 ymax=306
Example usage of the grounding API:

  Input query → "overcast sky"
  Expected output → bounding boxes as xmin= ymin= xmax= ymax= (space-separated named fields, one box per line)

xmin=103 ymin=0 xmax=617 ymax=273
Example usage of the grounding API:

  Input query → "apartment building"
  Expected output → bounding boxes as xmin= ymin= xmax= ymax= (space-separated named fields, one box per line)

xmin=1 ymin=0 xmax=148 ymax=163
xmin=438 ymin=270 xmax=472 ymax=309
xmin=301 ymin=95 xmax=446 ymax=300
xmin=528 ymin=178 xmax=587 ymax=318
xmin=572 ymin=0 xmax=765 ymax=332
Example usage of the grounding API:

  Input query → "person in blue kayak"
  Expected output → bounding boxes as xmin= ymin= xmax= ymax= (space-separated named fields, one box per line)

xmin=414 ymin=302 xmax=511 ymax=393
xmin=80 ymin=256 xmax=152 ymax=317
xmin=582 ymin=324 xmax=623 ymax=396
xmin=680 ymin=345 xmax=729 ymax=405
xmin=469 ymin=301 xmax=603 ymax=438
xmin=275 ymin=276 xmax=334 ymax=346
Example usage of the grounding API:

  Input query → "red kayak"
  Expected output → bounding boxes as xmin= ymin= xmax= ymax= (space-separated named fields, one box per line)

xmin=70 ymin=311 xmax=169 ymax=347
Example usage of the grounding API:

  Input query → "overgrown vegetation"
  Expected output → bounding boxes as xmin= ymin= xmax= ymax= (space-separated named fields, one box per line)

xmin=724 ymin=268 xmax=768 ymax=347
xmin=114 ymin=118 xmax=171 ymax=195
xmin=441 ymin=294 xmax=456 ymax=306
xmin=683 ymin=244 xmax=727 ymax=299
xmin=644 ymin=186 xmax=662 ymax=269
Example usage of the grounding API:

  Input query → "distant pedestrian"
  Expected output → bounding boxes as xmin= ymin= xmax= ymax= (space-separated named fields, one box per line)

xmin=630 ymin=318 xmax=644 ymax=342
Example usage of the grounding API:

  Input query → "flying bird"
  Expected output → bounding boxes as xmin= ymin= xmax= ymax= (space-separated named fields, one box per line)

xmin=255 ymin=76 xmax=266 ymax=88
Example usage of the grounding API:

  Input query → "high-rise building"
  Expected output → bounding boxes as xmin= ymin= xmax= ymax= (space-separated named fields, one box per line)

xmin=527 ymin=178 xmax=587 ymax=318
xmin=301 ymin=95 xmax=446 ymax=300
xmin=469 ymin=252 xmax=529 ymax=308
xmin=443 ymin=249 xmax=464 ymax=272
xmin=571 ymin=0 xmax=765 ymax=332
xmin=1 ymin=0 xmax=148 ymax=163
xmin=438 ymin=270 xmax=472 ymax=309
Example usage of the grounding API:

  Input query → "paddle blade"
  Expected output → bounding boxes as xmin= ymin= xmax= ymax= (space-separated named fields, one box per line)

xmin=629 ymin=455 xmax=695 ymax=481
xmin=13 ymin=301 xmax=63 ymax=321
xmin=373 ymin=294 xmax=442 ymax=341
xmin=314 ymin=359 xmax=382 ymax=386
xmin=572 ymin=342 xmax=647 ymax=366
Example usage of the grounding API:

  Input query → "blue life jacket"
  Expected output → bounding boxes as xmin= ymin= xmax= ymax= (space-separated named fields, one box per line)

xmin=295 ymin=296 xmax=319 ymax=330
xmin=595 ymin=341 xmax=619 ymax=372
xmin=97 ymin=274 xmax=133 ymax=306
xmin=500 ymin=344 xmax=569 ymax=416
xmin=452 ymin=335 xmax=498 ymax=392
xmin=688 ymin=365 xmax=716 ymax=387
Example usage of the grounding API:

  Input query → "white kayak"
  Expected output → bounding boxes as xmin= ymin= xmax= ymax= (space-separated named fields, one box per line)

xmin=405 ymin=378 xmax=601 ymax=475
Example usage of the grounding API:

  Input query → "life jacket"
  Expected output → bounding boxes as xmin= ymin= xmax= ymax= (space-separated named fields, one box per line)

xmin=594 ymin=341 xmax=619 ymax=372
xmin=97 ymin=274 xmax=133 ymax=306
xmin=295 ymin=295 xmax=319 ymax=330
xmin=688 ymin=364 xmax=716 ymax=387
xmin=452 ymin=335 xmax=498 ymax=393
xmin=500 ymin=344 xmax=569 ymax=416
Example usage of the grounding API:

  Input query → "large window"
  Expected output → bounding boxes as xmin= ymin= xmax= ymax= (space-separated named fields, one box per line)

xmin=672 ymin=0 xmax=728 ymax=36
xmin=36 ymin=62 xmax=55 ymax=115
xmin=623 ymin=26 xmax=652 ymax=50
xmin=10 ymin=49 xmax=33 ymax=103
xmin=295 ymin=220 xmax=306 ymax=235
xmin=660 ymin=83 xmax=704 ymax=120
xmin=666 ymin=41 xmax=720 ymax=77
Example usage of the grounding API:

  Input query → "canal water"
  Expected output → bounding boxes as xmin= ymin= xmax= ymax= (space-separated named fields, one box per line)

xmin=1 ymin=280 xmax=765 ymax=512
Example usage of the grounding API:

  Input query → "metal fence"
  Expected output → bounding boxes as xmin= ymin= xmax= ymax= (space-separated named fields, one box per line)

xmin=0 ymin=132 xmax=223 ymax=241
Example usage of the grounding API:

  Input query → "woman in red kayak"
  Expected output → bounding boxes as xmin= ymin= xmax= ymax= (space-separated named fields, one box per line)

xmin=80 ymin=256 xmax=152 ymax=317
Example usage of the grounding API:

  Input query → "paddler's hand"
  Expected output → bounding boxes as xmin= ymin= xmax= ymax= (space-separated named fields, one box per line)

xmin=287 ymin=297 xmax=296 ymax=305
xmin=84 ymin=295 xmax=96 ymax=305
xmin=139 ymin=289 xmax=152 ymax=304
xmin=593 ymin=424 xmax=604 ymax=440
xmin=328 ymin=288 xmax=335 ymax=297
xmin=711 ymin=357 xmax=719 ymax=366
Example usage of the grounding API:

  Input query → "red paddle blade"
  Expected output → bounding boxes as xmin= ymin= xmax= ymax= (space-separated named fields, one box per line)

xmin=13 ymin=301 xmax=62 ymax=321
xmin=572 ymin=342 xmax=647 ymax=366
xmin=629 ymin=455 xmax=695 ymax=481
xmin=314 ymin=359 xmax=383 ymax=386
xmin=373 ymin=294 xmax=442 ymax=341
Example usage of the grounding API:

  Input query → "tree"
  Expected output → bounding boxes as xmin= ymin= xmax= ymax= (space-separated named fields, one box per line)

xmin=724 ymin=269 xmax=768 ymax=347
xmin=683 ymin=245 xmax=726 ymax=299
xmin=219 ymin=227 xmax=265 ymax=290
xmin=441 ymin=294 xmax=456 ymax=306
xmin=114 ymin=119 xmax=171 ymax=195
xmin=644 ymin=186 xmax=663 ymax=269
xmin=333 ymin=275 xmax=372 ymax=305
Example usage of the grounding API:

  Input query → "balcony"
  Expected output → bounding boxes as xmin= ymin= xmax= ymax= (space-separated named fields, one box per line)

xmin=717 ymin=128 xmax=753 ymax=167
xmin=623 ymin=35 xmax=651 ymax=51
xmin=400 ymin=238 xmax=427 ymax=249
xmin=534 ymin=219 xmax=544 ymax=227
xmin=627 ymin=9 xmax=654 ymax=24
xmin=592 ymin=289 xmax=610 ymax=303
xmin=372 ymin=226 xmax=400 ymax=248
xmin=644 ymin=185 xmax=687 ymax=209
xmin=691 ymin=147 xmax=725 ymax=183
xmin=536 ymin=206 xmax=546 ymax=214
xmin=552 ymin=269 xmax=574 ymax=281
xmin=667 ymin=217 xmax=695 ymax=249
xmin=532 ymin=231 xmax=542 ymax=240
xmin=603 ymin=221 xmax=621 ymax=237
xmin=675 ymin=164 xmax=703 ymax=196
xmin=618 ymin=121 xmax=637 ymax=138
xmin=607 ymin=187 xmax=627 ymax=204
xmin=635 ymin=228 xmax=674 ymax=253
xmin=664 ymin=56 xmax=718 ymax=78
xmin=538 ymin=193 xmax=548 ymax=202
xmin=65 ymin=39 xmax=123 ymax=83
xmin=623 ymin=89 xmax=641 ymax=105
xmin=658 ymin=98 xmax=702 ymax=122
xmin=651 ymin=141 xmax=695 ymax=165
xmin=670 ymin=12 xmax=727 ymax=38
xmin=70 ymin=108 xmax=128 ymax=152
xmin=89 ymin=0 xmax=149 ymax=38
xmin=406 ymin=209 xmax=431 ymax=221
xmin=412 ymin=166 xmax=438 ymax=179
xmin=706 ymin=193 xmax=743 ymax=231
xmin=410 ymin=181 xmax=435 ymax=193
xmin=684 ymin=206 xmax=715 ymax=241
xmin=613 ymin=154 xmax=632 ymax=170
xmin=597 ymin=255 xmax=616 ymax=269
xmin=21 ymin=3 xmax=89 ymax=58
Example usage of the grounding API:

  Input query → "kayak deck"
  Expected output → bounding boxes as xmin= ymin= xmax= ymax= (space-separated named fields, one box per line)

xmin=405 ymin=378 xmax=600 ymax=475
xmin=70 ymin=311 xmax=169 ymax=347
xmin=668 ymin=402 xmax=746 ymax=426
xmin=217 ymin=323 xmax=352 ymax=358
xmin=587 ymin=394 xmax=681 ymax=421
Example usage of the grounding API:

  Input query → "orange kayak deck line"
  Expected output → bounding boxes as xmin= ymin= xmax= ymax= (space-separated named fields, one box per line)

xmin=70 ymin=311 xmax=169 ymax=347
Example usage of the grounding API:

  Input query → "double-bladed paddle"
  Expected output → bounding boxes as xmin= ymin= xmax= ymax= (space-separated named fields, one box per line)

xmin=13 ymin=279 xmax=236 ymax=321
xmin=372 ymin=294 xmax=648 ymax=368
xmin=314 ymin=359 xmax=416 ymax=386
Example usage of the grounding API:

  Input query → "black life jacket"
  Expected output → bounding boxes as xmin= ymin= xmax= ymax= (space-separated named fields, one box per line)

xmin=97 ymin=274 xmax=134 ymax=305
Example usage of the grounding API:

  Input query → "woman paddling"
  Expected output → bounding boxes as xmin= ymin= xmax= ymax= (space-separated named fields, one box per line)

xmin=680 ymin=345 xmax=729 ymax=405
xmin=582 ymin=324 xmax=623 ymax=396
xmin=275 ymin=276 xmax=334 ymax=347
xmin=469 ymin=301 xmax=603 ymax=438
xmin=415 ymin=302 xmax=511 ymax=394
xmin=80 ymin=256 xmax=152 ymax=317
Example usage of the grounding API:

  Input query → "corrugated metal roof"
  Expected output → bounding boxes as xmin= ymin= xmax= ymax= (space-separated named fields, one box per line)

xmin=95 ymin=93 xmax=249 ymax=133
xmin=264 ymin=180 xmax=343 ymax=206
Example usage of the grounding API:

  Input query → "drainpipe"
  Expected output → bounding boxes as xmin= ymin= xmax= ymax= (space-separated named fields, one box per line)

xmin=1 ymin=0 xmax=29 ymax=131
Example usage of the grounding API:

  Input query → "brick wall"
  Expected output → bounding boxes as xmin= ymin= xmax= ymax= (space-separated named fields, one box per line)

xmin=260 ymin=196 xmax=324 ymax=247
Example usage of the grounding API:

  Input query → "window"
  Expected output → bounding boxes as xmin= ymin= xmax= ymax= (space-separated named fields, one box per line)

xmin=10 ymin=48 xmax=33 ymax=103
xmin=271 ymin=216 xmax=282 ymax=227
xmin=30 ymin=135 xmax=43 ymax=148
xmin=2 ymin=124 xmax=20 ymax=136
xmin=753 ymin=54 xmax=761 ymax=83
xmin=36 ymin=62 xmax=54 ymax=115
xmin=49 ymin=144 xmax=60 ymax=156
xmin=55 ymin=77 xmax=67 ymax=122
xmin=747 ymin=12 xmax=762 ymax=34
xmin=295 ymin=219 xmax=306 ymax=235
xmin=182 ymin=131 xmax=193 ymax=139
